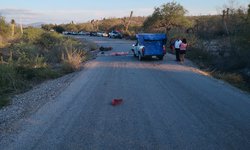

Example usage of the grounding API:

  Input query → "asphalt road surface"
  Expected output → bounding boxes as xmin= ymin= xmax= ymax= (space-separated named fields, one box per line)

xmin=2 ymin=36 xmax=250 ymax=150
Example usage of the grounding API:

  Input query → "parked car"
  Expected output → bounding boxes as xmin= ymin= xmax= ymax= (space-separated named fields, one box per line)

xmin=62 ymin=31 xmax=69 ymax=35
xmin=131 ymin=33 xmax=167 ymax=61
xmin=90 ymin=31 xmax=97 ymax=36
xmin=109 ymin=31 xmax=122 ymax=39
xmin=97 ymin=32 xmax=104 ymax=37
xmin=97 ymin=32 xmax=108 ymax=37
xmin=102 ymin=32 xmax=109 ymax=37
xmin=78 ymin=31 xmax=88 ymax=35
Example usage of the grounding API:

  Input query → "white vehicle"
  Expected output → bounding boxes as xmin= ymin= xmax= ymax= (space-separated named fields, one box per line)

xmin=109 ymin=31 xmax=122 ymax=39
xmin=102 ymin=32 xmax=108 ymax=37
xmin=97 ymin=32 xmax=108 ymax=37
xmin=78 ymin=31 xmax=87 ymax=35
xmin=97 ymin=32 xmax=103 ymax=37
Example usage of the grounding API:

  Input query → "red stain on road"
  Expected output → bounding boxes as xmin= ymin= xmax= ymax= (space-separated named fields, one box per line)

xmin=111 ymin=99 xmax=123 ymax=106
xmin=111 ymin=52 xmax=129 ymax=56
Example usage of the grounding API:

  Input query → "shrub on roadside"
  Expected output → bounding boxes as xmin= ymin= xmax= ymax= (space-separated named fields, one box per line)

xmin=22 ymin=28 xmax=45 ymax=43
xmin=0 ymin=63 xmax=26 ymax=94
xmin=0 ymin=24 xmax=89 ymax=107
xmin=212 ymin=72 xmax=250 ymax=91
xmin=61 ymin=49 xmax=86 ymax=73
xmin=16 ymin=66 xmax=61 ymax=80
xmin=0 ymin=17 xmax=11 ymax=40
xmin=186 ymin=47 xmax=215 ymax=69
xmin=88 ymin=42 xmax=99 ymax=51
xmin=0 ymin=95 xmax=10 ymax=108
xmin=0 ymin=64 xmax=13 ymax=94
xmin=36 ymin=32 xmax=62 ymax=50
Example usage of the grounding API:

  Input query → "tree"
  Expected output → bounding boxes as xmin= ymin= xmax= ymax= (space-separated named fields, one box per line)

xmin=143 ymin=1 xmax=191 ymax=32
xmin=11 ymin=19 xmax=15 ymax=37
xmin=41 ymin=24 xmax=55 ymax=31
xmin=53 ymin=25 xmax=65 ymax=33
xmin=64 ymin=23 xmax=78 ymax=32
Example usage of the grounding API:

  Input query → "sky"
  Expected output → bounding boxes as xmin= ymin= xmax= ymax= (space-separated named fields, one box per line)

xmin=0 ymin=0 xmax=249 ymax=25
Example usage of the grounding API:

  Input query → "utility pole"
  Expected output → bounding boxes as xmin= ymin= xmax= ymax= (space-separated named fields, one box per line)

xmin=125 ymin=11 xmax=133 ymax=32
xmin=222 ymin=9 xmax=229 ymax=36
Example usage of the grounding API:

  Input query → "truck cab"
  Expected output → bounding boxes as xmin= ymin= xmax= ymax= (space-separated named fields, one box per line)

xmin=132 ymin=33 xmax=167 ymax=61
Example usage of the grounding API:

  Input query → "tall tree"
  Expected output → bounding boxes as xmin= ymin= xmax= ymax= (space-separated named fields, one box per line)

xmin=11 ymin=19 xmax=15 ymax=37
xmin=143 ymin=1 xmax=190 ymax=32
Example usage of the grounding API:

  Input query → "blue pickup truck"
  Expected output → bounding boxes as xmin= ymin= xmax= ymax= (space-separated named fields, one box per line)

xmin=131 ymin=33 xmax=167 ymax=61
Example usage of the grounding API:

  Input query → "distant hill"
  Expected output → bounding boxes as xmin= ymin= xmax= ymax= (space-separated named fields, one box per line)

xmin=24 ymin=22 xmax=46 ymax=28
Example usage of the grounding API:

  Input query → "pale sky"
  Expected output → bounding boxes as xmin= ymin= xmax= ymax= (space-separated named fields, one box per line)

xmin=0 ymin=0 xmax=249 ymax=24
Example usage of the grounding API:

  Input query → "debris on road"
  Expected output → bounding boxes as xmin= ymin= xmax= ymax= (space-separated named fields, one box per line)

xmin=111 ymin=99 xmax=123 ymax=106
xmin=99 ymin=46 xmax=113 ymax=51
xmin=111 ymin=52 xmax=129 ymax=56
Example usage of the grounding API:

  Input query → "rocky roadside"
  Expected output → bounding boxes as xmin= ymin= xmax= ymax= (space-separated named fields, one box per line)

xmin=0 ymin=71 xmax=80 ymax=138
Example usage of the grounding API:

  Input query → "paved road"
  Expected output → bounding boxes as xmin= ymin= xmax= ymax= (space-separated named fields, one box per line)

xmin=2 ymin=36 xmax=250 ymax=149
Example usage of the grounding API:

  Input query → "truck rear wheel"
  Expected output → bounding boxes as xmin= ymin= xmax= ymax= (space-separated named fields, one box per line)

xmin=158 ymin=55 xmax=164 ymax=60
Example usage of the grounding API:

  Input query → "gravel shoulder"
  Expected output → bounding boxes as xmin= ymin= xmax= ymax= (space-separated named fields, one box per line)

xmin=0 ymin=71 xmax=80 ymax=139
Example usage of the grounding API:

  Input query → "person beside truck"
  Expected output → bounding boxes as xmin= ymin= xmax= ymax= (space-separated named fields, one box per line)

xmin=179 ymin=38 xmax=188 ymax=63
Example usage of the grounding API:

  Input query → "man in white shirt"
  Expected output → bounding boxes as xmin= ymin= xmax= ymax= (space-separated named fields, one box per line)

xmin=174 ymin=38 xmax=182 ymax=61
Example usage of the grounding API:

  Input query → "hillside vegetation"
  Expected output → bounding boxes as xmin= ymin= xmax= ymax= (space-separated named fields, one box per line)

xmin=0 ymin=17 xmax=91 ymax=107
xmin=186 ymin=4 xmax=250 ymax=91
xmin=142 ymin=1 xmax=250 ymax=91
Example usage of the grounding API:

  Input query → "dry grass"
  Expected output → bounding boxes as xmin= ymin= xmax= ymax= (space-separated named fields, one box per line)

xmin=211 ymin=72 xmax=250 ymax=91
xmin=186 ymin=47 xmax=250 ymax=92
xmin=87 ymin=41 xmax=99 ymax=51
xmin=61 ymin=49 xmax=85 ymax=73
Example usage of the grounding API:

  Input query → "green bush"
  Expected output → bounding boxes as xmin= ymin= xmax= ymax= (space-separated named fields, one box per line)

xmin=0 ymin=64 xmax=25 ymax=93
xmin=0 ymin=95 xmax=10 ymax=108
xmin=0 ymin=17 xmax=11 ymax=39
xmin=16 ymin=66 xmax=60 ymax=80
xmin=36 ymin=32 xmax=62 ymax=49
xmin=0 ymin=24 xmax=89 ymax=108
xmin=22 ymin=27 xmax=44 ymax=43
xmin=186 ymin=47 xmax=215 ymax=69
xmin=9 ymin=42 xmax=41 ymax=60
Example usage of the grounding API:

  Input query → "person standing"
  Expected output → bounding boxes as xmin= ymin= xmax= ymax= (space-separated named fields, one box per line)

xmin=180 ymin=38 xmax=188 ymax=63
xmin=174 ymin=38 xmax=182 ymax=61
